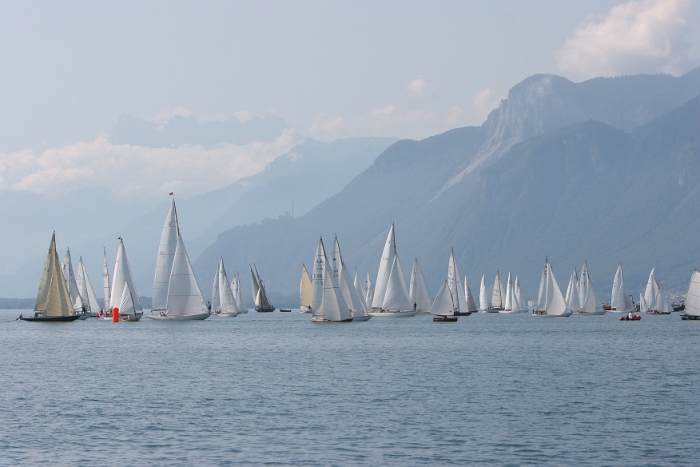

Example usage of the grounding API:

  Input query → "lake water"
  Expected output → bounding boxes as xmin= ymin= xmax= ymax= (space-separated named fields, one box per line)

xmin=1 ymin=309 xmax=698 ymax=466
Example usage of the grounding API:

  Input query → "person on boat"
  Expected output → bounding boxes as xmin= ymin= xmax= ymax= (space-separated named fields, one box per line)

xmin=628 ymin=312 xmax=634 ymax=320
xmin=413 ymin=302 xmax=417 ymax=312
xmin=207 ymin=301 xmax=211 ymax=312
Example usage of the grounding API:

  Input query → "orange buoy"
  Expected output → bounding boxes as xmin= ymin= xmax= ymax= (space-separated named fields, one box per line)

xmin=112 ymin=307 xmax=119 ymax=322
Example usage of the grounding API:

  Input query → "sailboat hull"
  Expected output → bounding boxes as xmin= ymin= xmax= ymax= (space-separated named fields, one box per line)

xmin=454 ymin=311 xmax=473 ymax=316
xmin=433 ymin=315 xmax=458 ymax=322
xmin=19 ymin=315 xmax=80 ymax=322
xmin=368 ymin=310 xmax=418 ymax=318
xmin=352 ymin=315 xmax=372 ymax=321
xmin=532 ymin=311 xmax=573 ymax=317
xmin=214 ymin=312 xmax=238 ymax=317
xmin=485 ymin=308 xmax=501 ymax=313
xmin=255 ymin=306 xmax=275 ymax=312
xmin=311 ymin=317 xmax=353 ymax=323
xmin=146 ymin=312 xmax=211 ymax=320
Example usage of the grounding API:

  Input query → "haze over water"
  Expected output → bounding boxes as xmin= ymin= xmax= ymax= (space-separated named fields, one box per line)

xmin=2 ymin=310 xmax=698 ymax=465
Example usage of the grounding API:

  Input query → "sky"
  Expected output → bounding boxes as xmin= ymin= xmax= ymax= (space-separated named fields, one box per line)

xmin=1 ymin=0 xmax=699 ymax=199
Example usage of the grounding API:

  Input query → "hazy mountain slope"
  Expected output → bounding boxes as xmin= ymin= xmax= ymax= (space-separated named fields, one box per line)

xmin=428 ymin=95 xmax=700 ymax=299
xmin=194 ymin=80 xmax=700 ymax=303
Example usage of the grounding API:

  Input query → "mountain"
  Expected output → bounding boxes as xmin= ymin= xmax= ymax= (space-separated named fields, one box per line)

xmin=110 ymin=114 xmax=288 ymax=147
xmin=194 ymin=69 xmax=700 ymax=303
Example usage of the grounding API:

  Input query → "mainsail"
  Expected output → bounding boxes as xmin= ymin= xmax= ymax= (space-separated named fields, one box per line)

xmin=684 ymin=270 xmax=700 ymax=317
xmin=565 ymin=269 xmax=580 ymax=311
xmin=446 ymin=250 xmax=469 ymax=313
xmin=62 ymin=248 xmax=86 ymax=313
xmin=610 ymin=263 xmax=634 ymax=312
xmin=479 ymin=274 xmax=489 ymax=311
xmin=153 ymin=200 xmax=178 ymax=312
xmin=333 ymin=236 xmax=367 ymax=317
xmin=111 ymin=237 xmax=143 ymax=318
xmin=579 ymin=267 xmax=604 ymax=314
xmin=371 ymin=224 xmax=395 ymax=310
xmin=535 ymin=258 xmax=570 ymax=316
xmin=34 ymin=233 xmax=74 ymax=317
xmin=300 ymin=264 xmax=313 ymax=310
xmin=409 ymin=259 xmax=432 ymax=313
xmin=430 ymin=281 xmax=456 ymax=317
xmin=165 ymin=235 xmax=207 ymax=317
xmin=491 ymin=272 xmax=503 ymax=309
xmin=313 ymin=238 xmax=351 ymax=321
xmin=381 ymin=255 xmax=413 ymax=312
xmin=76 ymin=257 xmax=101 ymax=313
xmin=464 ymin=275 xmax=478 ymax=313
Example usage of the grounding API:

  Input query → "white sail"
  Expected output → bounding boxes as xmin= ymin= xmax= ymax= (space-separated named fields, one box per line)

xmin=491 ymin=271 xmax=503 ymax=308
xmin=446 ymin=250 xmax=469 ymax=313
xmin=333 ymin=236 xmax=367 ymax=317
xmin=479 ymin=274 xmax=489 ymax=311
xmin=580 ymin=268 xmax=604 ymax=314
xmin=364 ymin=271 xmax=373 ymax=306
xmin=311 ymin=238 xmax=326 ymax=313
xmin=535 ymin=259 xmax=570 ymax=316
xmin=409 ymin=259 xmax=432 ymax=313
xmin=650 ymin=278 xmax=671 ymax=313
xmin=639 ymin=293 xmax=648 ymax=312
xmin=232 ymin=273 xmax=248 ymax=313
xmin=301 ymin=264 xmax=313 ymax=310
xmin=211 ymin=263 xmax=221 ymax=313
xmin=102 ymin=248 xmax=111 ymax=312
xmin=118 ymin=283 xmax=135 ymax=317
xmin=110 ymin=237 xmax=143 ymax=317
xmin=353 ymin=270 xmax=367 ymax=311
xmin=610 ymin=263 xmax=634 ymax=312
xmin=684 ymin=270 xmax=700 ymax=317
xmin=504 ymin=271 xmax=513 ymax=311
xmin=77 ymin=258 xmax=101 ymax=313
xmin=579 ymin=262 xmax=589 ymax=305
xmin=644 ymin=268 xmax=656 ymax=307
xmin=371 ymin=224 xmax=395 ymax=310
xmin=430 ymin=281 xmax=456 ymax=316
xmin=165 ymin=234 xmax=207 ymax=317
xmin=314 ymin=243 xmax=352 ymax=322
xmin=464 ymin=275 xmax=478 ymax=313
xmin=35 ymin=233 xmax=75 ymax=317
xmin=250 ymin=267 xmax=261 ymax=307
xmin=153 ymin=200 xmax=178 ymax=312
xmin=514 ymin=276 xmax=524 ymax=312
xmin=62 ymin=248 xmax=85 ymax=313
xmin=217 ymin=259 xmax=238 ymax=316
xmin=382 ymin=255 xmax=413 ymax=312
xmin=565 ymin=269 xmax=580 ymax=311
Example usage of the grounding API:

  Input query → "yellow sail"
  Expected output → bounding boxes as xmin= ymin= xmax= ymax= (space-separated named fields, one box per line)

xmin=34 ymin=233 xmax=74 ymax=317
xmin=300 ymin=264 xmax=312 ymax=308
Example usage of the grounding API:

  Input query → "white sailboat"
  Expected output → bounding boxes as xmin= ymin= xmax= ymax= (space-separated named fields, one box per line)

xmin=681 ymin=269 xmax=700 ymax=320
xmin=76 ymin=257 xmax=101 ymax=317
xmin=610 ymin=263 xmax=634 ymax=312
xmin=579 ymin=262 xmax=590 ymax=306
xmin=565 ymin=269 xmax=581 ymax=312
xmin=111 ymin=237 xmax=144 ymax=321
xmin=19 ymin=233 xmax=79 ymax=322
xmin=464 ymin=275 xmax=479 ymax=314
xmin=446 ymin=249 xmax=474 ymax=316
xmin=250 ymin=265 xmax=275 ymax=312
xmin=212 ymin=258 xmax=239 ymax=317
xmin=354 ymin=270 xmax=368 ymax=312
xmin=430 ymin=280 xmax=458 ymax=322
xmin=514 ymin=275 xmax=526 ymax=312
xmin=311 ymin=238 xmax=352 ymax=322
xmin=331 ymin=236 xmax=371 ymax=321
xmin=479 ymin=274 xmax=490 ymax=312
xmin=532 ymin=258 xmax=572 ymax=317
xmin=231 ymin=273 xmax=248 ymax=313
xmin=61 ymin=248 xmax=87 ymax=317
xmin=489 ymin=271 xmax=504 ymax=311
xmin=644 ymin=268 xmax=656 ymax=309
xmin=300 ymin=264 xmax=313 ymax=313
xmin=576 ymin=266 xmax=605 ymax=315
xmin=364 ymin=271 xmax=374 ymax=308
xmin=147 ymin=200 xmax=210 ymax=320
xmin=369 ymin=225 xmax=418 ymax=317
xmin=647 ymin=275 xmax=672 ymax=314
xmin=638 ymin=293 xmax=649 ymax=313
xmin=501 ymin=271 xmax=524 ymax=313
xmin=409 ymin=259 xmax=432 ymax=314
xmin=102 ymin=248 xmax=111 ymax=318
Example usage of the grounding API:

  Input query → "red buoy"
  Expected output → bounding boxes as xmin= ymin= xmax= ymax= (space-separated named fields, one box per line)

xmin=112 ymin=307 xmax=119 ymax=322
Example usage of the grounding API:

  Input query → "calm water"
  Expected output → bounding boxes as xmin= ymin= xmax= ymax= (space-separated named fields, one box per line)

xmin=1 ymin=309 xmax=698 ymax=466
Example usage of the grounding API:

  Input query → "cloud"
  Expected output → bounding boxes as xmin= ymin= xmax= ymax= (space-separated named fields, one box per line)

xmin=308 ymin=105 xmax=464 ymax=142
xmin=0 ymin=129 xmax=298 ymax=199
xmin=556 ymin=0 xmax=697 ymax=78
xmin=473 ymin=88 xmax=500 ymax=122
xmin=153 ymin=106 xmax=194 ymax=124
xmin=234 ymin=110 xmax=254 ymax=123
xmin=406 ymin=77 xmax=428 ymax=97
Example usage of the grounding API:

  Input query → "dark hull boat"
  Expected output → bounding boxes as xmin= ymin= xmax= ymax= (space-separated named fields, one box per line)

xmin=454 ymin=311 xmax=472 ymax=316
xmin=279 ymin=308 xmax=291 ymax=312
xmin=433 ymin=315 xmax=458 ymax=322
xmin=255 ymin=305 xmax=275 ymax=312
xmin=19 ymin=314 xmax=80 ymax=322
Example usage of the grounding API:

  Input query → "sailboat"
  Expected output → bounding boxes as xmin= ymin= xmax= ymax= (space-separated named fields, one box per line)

xmin=464 ymin=275 xmax=479 ymax=314
xmin=363 ymin=271 xmax=374 ymax=308
xmin=110 ymin=237 xmax=144 ymax=321
xmin=430 ymin=281 xmax=458 ymax=322
xmin=311 ymin=238 xmax=352 ymax=322
xmin=300 ymin=264 xmax=313 ymax=313
xmin=647 ymin=273 xmax=672 ymax=315
xmin=19 ymin=233 xmax=79 ymax=322
xmin=644 ymin=268 xmax=656 ymax=309
xmin=409 ymin=259 xmax=432 ymax=314
xmin=489 ymin=271 xmax=504 ymax=312
xmin=212 ymin=259 xmax=239 ymax=317
xmin=501 ymin=271 xmax=524 ymax=313
xmin=479 ymin=274 xmax=490 ymax=312
xmin=565 ymin=269 xmax=581 ymax=313
xmin=354 ymin=270 xmax=368 ymax=312
xmin=681 ymin=269 xmax=700 ymax=320
xmin=330 ymin=236 xmax=371 ymax=321
xmin=102 ymin=248 xmax=111 ymax=319
xmin=369 ymin=224 xmax=418 ymax=317
xmin=147 ymin=200 xmax=210 ymax=320
xmin=575 ymin=266 xmax=605 ymax=315
xmin=250 ymin=265 xmax=275 ymax=312
xmin=532 ymin=258 xmax=572 ymax=317
xmin=231 ymin=273 xmax=248 ymax=313
xmin=61 ymin=248 xmax=88 ymax=318
xmin=76 ymin=257 xmax=101 ymax=317
xmin=514 ymin=275 xmax=526 ymax=313
xmin=446 ymin=249 xmax=474 ymax=316
xmin=610 ymin=264 xmax=634 ymax=312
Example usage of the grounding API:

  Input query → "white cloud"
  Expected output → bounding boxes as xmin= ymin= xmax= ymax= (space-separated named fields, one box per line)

xmin=556 ymin=0 xmax=697 ymax=78
xmin=0 ymin=129 xmax=298 ymax=199
xmin=308 ymin=105 xmax=464 ymax=142
xmin=473 ymin=88 xmax=500 ymax=122
xmin=234 ymin=110 xmax=254 ymax=123
xmin=406 ymin=77 xmax=428 ymax=97
xmin=153 ymin=106 xmax=194 ymax=124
